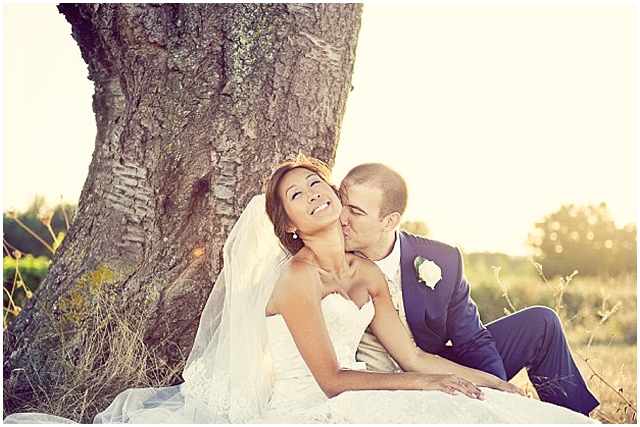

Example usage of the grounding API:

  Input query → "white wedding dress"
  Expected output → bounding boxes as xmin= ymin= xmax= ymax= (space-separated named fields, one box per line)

xmin=256 ymin=292 xmax=596 ymax=424
xmin=4 ymin=195 xmax=597 ymax=424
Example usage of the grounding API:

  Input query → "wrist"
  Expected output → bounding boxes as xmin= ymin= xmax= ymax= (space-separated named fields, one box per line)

xmin=475 ymin=372 xmax=501 ymax=388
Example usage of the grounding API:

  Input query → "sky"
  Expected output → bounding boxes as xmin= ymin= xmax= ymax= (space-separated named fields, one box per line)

xmin=3 ymin=3 xmax=637 ymax=256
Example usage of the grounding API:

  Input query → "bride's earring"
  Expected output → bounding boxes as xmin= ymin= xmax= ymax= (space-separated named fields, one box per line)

xmin=292 ymin=231 xmax=298 ymax=240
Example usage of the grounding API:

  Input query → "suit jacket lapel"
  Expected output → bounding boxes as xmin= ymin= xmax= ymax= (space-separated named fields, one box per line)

xmin=400 ymin=232 xmax=449 ymax=352
xmin=399 ymin=232 xmax=422 ymax=331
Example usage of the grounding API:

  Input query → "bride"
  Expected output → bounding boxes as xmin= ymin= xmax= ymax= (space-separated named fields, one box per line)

xmin=5 ymin=156 xmax=597 ymax=424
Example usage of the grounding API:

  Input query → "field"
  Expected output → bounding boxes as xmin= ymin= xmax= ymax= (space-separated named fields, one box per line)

xmin=465 ymin=253 xmax=637 ymax=423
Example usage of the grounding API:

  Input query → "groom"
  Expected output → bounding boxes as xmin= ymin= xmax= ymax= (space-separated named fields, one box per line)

xmin=339 ymin=163 xmax=599 ymax=415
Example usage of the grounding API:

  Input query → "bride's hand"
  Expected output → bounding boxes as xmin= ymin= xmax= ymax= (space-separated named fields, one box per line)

xmin=420 ymin=374 xmax=484 ymax=400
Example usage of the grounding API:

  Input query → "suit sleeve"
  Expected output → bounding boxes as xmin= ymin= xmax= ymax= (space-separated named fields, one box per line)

xmin=446 ymin=248 xmax=507 ymax=380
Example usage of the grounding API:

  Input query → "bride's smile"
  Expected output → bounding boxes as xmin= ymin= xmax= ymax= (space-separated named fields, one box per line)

xmin=311 ymin=201 xmax=331 ymax=215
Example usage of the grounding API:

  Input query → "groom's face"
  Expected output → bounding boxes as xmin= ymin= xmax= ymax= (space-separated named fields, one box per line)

xmin=339 ymin=182 xmax=386 ymax=257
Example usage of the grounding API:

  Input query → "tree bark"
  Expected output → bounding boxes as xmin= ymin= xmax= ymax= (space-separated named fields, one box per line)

xmin=4 ymin=3 xmax=362 ymax=419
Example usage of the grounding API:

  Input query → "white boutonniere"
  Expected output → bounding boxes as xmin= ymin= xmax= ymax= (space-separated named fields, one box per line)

xmin=414 ymin=256 xmax=442 ymax=290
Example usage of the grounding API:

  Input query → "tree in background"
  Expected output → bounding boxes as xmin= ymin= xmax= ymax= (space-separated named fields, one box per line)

xmin=528 ymin=202 xmax=636 ymax=278
xmin=3 ymin=198 xmax=75 ymax=326
xmin=4 ymin=4 xmax=362 ymax=420
xmin=3 ymin=197 xmax=75 ymax=258
xmin=400 ymin=220 xmax=430 ymax=237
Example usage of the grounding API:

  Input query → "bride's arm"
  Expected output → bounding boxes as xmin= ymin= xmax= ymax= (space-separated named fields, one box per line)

xmin=269 ymin=261 xmax=483 ymax=399
xmin=362 ymin=262 xmax=524 ymax=396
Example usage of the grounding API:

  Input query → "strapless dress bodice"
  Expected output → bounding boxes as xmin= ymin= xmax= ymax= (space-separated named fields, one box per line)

xmin=263 ymin=293 xmax=374 ymax=419
xmin=266 ymin=293 xmax=374 ymax=380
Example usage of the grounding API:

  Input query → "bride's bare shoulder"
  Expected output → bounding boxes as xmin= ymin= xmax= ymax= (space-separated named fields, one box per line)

xmin=276 ymin=253 xmax=320 ymax=290
xmin=281 ymin=251 xmax=315 ymax=274
xmin=270 ymin=253 xmax=322 ymax=312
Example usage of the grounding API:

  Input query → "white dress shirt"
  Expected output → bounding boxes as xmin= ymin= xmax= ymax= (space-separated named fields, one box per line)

xmin=373 ymin=234 xmax=415 ymax=343
xmin=356 ymin=233 xmax=416 ymax=372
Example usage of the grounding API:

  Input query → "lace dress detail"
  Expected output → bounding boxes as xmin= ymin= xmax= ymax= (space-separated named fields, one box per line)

xmin=181 ymin=365 xmax=230 ymax=417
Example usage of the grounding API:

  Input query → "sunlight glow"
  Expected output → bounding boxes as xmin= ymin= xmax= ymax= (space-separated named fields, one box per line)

xmin=3 ymin=3 xmax=637 ymax=256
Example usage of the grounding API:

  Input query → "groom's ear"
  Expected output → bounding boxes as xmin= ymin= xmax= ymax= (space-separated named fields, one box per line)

xmin=382 ymin=212 xmax=402 ymax=232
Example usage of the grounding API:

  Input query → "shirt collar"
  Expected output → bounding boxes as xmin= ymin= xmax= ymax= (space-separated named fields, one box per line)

xmin=373 ymin=232 xmax=401 ymax=281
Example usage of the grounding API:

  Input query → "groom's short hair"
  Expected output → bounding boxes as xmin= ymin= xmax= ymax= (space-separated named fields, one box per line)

xmin=342 ymin=163 xmax=408 ymax=218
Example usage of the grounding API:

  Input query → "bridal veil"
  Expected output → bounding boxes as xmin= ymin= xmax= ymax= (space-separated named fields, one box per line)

xmin=179 ymin=193 xmax=289 ymax=422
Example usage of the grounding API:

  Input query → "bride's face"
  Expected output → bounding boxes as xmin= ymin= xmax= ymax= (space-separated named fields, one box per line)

xmin=278 ymin=167 xmax=342 ymax=237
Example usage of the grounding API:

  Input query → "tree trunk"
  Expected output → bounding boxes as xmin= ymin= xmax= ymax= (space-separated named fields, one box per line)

xmin=4 ymin=3 xmax=362 ymax=420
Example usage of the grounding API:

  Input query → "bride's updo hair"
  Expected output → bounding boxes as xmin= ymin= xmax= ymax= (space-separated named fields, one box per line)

xmin=265 ymin=154 xmax=338 ymax=255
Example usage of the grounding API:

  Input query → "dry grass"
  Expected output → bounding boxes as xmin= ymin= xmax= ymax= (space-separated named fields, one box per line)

xmin=4 ymin=283 xmax=185 ymax=423
xmin=576 ymin=344 xmax=637 ymax=423
xmin=4 ymin=214 xmax=184 ymax=422
xmin=510 ymin=344 xmax=637 ymax=423
xmin=493 ymin=264 xmax=637 ymax=423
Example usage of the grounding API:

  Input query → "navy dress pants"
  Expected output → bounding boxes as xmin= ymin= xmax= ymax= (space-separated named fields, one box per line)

xmin=485 ymin=306 xmax=599 ymax=415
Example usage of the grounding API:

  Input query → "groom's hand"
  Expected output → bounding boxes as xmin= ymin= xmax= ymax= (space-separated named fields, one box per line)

xmin=495 ymin=381 xmax=526 ymax=396
xmin=421 ymin=374 xmax=485 ymax=400
xmin=475 ymin=371 xmax=525 ymax=396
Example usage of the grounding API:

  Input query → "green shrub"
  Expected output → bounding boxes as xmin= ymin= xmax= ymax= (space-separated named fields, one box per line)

xmin=3 ymin=254 xmax=50 ymax=324
xmin=3 ymin=196 xmax=75 ymax=258
xmin=465 ymin=253 xmax=636 ymax=346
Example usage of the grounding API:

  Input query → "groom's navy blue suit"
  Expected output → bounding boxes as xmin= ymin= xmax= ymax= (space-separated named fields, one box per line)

xmin=399 ymin=231 xmax=599 ymax=415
